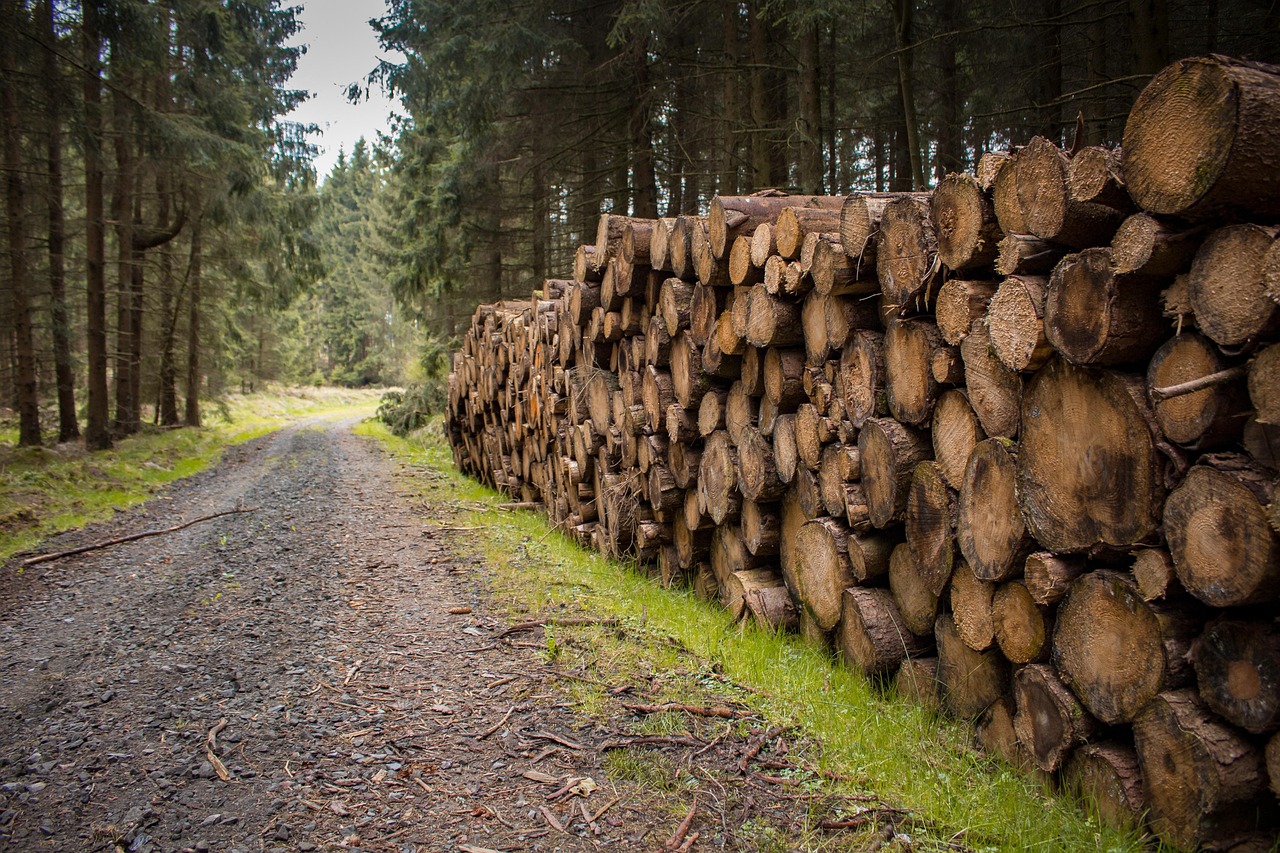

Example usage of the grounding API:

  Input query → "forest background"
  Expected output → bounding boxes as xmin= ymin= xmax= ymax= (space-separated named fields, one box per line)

xmin=0 ymin=0 xmax=1277 ymax=449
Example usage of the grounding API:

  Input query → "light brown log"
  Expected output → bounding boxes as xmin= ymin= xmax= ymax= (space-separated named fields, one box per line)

xmin=1194 ymin=619 xmax=1280 ymax=735
xmin=1015 ymin=136 xmax=1126 ymax=248
xmin=724 ymin=380 xmax=756 ymax=447
xmin=935 ymin=612 xmax=1009 ymax=720
xmin=1133 ymin=689 xmax=1271 ymax=851
xmin=645 ymin=315 xmax=672 ymax=367
xmin=841 ymin=193 xmax=926 ymax=267
xmin=745 ymin=284 xmax=804 ymax=348
xmin=991 ymin=580 xmax=1051 ymax=664
xmin=1164 ymin=454 xmax=1280 ymax=607
xmin=931 ymin=389 xmax=985 ymax=490
xmin=691 ymin=217 xmax=730 ymax=287
xmin=771 ymin=412 xmax=798 ymax=485
xmin=1067 ymin=145 xmax=1130 ymax=208
xmin=575 ymin=244 xmax=604 ymax=282
xmin=621 ymin=218 xmax=655 ymax=266
xmin=889 ymin=542 xmax=939 ymax=639
xmin=1018 ymin=358 xmax=1163 ymax=552
xmin=957 ymin=438 xmax=1032 ymax=581
xmin=1188 ymin=223 xmax=1280 ymax=347
xmin=1148 ymin=332 xmax=1248 ymax=448
xmin=688 ymin=281 xmax=726 ymax=346
xmin=595 ymin=214 xmax=630 ymax=266
xmin=673 ymin=503 xmax=713 ymax=569
xmin=839 ymin=330 xmax=887 ymax=428
xmin=650 ymin=218 xmax=676 ymax=272
xmin=988 ymin=275 xmax=1053 ymax=373
xmin=698 ymin=431 xmax=739 ymax=526
xmin=708 ymin=193 xmax=841 ymax=259
xmin=710 ymin=310 xmax=747 ymax=369
xmin=778 ymin=488 xmax=813 ymax=604
xmin=669 ymin=215 xmax=695 ymax=281
xmin=570 ymin=281 xmax=603 ymax=327
xmin=950 ymin=560 xmax=995 ymax=652
xmin=976 ymin=151 xmax=1009 ymax=192
xmin=665 ymin=403 xmax=698 ymax=446
xmin=825 ymin=294 xmax=881 ymax=353
xmin=817 ymin=443 xmax=860 ymax=518
xmin=762 ymin=254 xmax=787 ymax=295
xmin=991 ymin=151 xmax=1026 ymax=235
xmin=1131 ymin=547 xmax=1178 ymax=601
xmin=935 ymin=279 xmax=997 ymax=346
xmin=793 ymin=402 xmax=830 ymax=471
xmin=794 ymin=516 xmax=858 ymax=630
xmin=1013 ymin=663 xmax=1098 ymax=773
xmin=1046 ymin=248 xmax=1166 ymax=366
xmin=763 ymin=346 xmax=807 ymax=412
xmin=1110 ymin=212 xmax=1203 ymax=276
xmin=739 ymin=344 xmax=764 ymax=395
xmin=749 ymin=221 xmax=776 ymax=268
xmin=1064 ymin=742 xmax=1146 ymax=832
xmin=728 ymin=234 xmax=759 ymax=286
xmin=877 ymin=195 xmax=938 ymax=313
xmin=741 ymin=497 xmax=781 ymax=557
xmin=960 ymin=318 xmax=1021 ymax=438
xmin=737 ymin=425 xmax=786 ymax=502
xmin=659 ymin=278 xmax=695 ymax=337
xmin=884 ymin=318 xmax=942 ymax=426
xmin=811 ymin=235 xmax=873 ymax=298
xmin=930 ymin=346 xmax=964 ymax=386
xmin=642 ymin=366 xmax=675 ymax=434
xmin=895 ymin=657 xmax=941 ymax=712
xmin=669 ymin=330 xmax=712 ymax=411
xmin=859 ymin=417 xmax=931 ymax=528
xmin=721 ymin=568 xmax=786 ymax=622
xmin=932 ymin=172 xmax=1001 ymax=272
xmin=1122 ymin=55 xmax=1280 ymax=219
xmin=801 ymin=292 xmax=831 ymax=365
xmin=840 ymin=587 xmax=933 ymax=676
xmin=775 ymin=206 xmax=841 ymax=259
xmin=995 ymin=234 xmax=1062 ymax=277
xmin=1052 ymin=570 xmax=1198 ymax=724
xmin=710 ymin=523 xmax=769 ymax=585
xmin=697 ymin=387 xmax=728 ymax=437
xmin=905 ymin=461 xmax=956 ymax=596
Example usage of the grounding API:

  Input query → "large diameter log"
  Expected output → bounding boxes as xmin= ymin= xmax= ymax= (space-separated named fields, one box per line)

xmin=698 ymin=431 xmax=740 ymax=525
xmin=960 ymin=318 xmax=1021 ymax=438
xmin=1017 ymin=358 xmax=1163 ymax=553
xmin=839 ymin=330 xmax=887 ymax=428
xmin=889 ymin=542 xmax=939 ymax=639
xmin=932 ymin=389 xmax=985 ymax=489
xmin=840 ymin=192 xmax=926 ymax=266
xmin=1187 ymin=223 xmax=1280 ymax=347
xmin=905 ymin=461 xmax=956 ymax=595
xmin=1133 ymin=689 xmax=1272 ymax=851
xmin=1122 ymin=55 xmax=1280 ymax=219
xmin=1064 ymin=742 xmax=1146 ymax=832
xmin=1052 ymin=570 xmax=1199 ymax=724
xmin=793 ymin=517 xmax=858 ymax=630
xmin=1045 ymin=248 xmax=1165 ymax=366
xmin=1014 ymin=136 xmax=1126 ymax=248
xmin=884 ymin=318 xmax=942 ymax=426
xmin=1193 ymin=619 xmax=1280 ymax=735
xmin=1013 ymin=663 xmax=1098 ymax=773
xmin=1148 ymin=332 xmax=1248 ymax=448
xmin=877 ymin=195 xmax=938 ymax=314
xmin=1164 ymin=454 xmax=1280 ymax=607
xmin=1067 ymin=145 xmax=1130 ymax=208
xmin=935 ymin=612 xmax=1009 ymax=720
xmin=932 ymin=172 xmax=1001 ymax=272
xmin=840 ymin=587 xmax=932 ymax=676
xmin=958 ymin=438 xmax=1031 ymax=581
xmin=992 ymin=580 xmax=1051 ymax=664
xmin=775 ymin=206 xmax=841 ymax=259
xmin=859 ymin=417 xmax=931 ymax=528
xmin=988 ymin=275 xmax=1052 ymax=373
xmin=708 ymin=193 xmax=841 ymax=259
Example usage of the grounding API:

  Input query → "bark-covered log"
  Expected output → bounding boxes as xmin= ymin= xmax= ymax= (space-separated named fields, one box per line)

xmin=1133 ymin=689 xmax=1272 ymax=851
xmin=960 ymin=318 xmax=1022 ymax=438
xmin=996 ymin=234 xmax=1062 ymax=277
xmin=889 ymin=542 xmax=940 ymax=639
xmin=1250 ymin=343 xmax=1280 ymax=426
xmin=958 ymin=438 xmax=1032 ymax=582
xmin=988 ymin=275 xmax=1052 ymax=373
xmin=859 ymin=417 xmax=931 ymax=528
xmin=1164 ymin=454 xmax=1280 ymax=607
xmin=1045 ymin=248 xmax=1165 ymax=367
xmin=931 ymin=389 xmax=985 ymax=490
xmin=1187 ymin=223 xmax=1280 ymax=347
xmin=1013 ymin=663 xmax=1098 ymax=773
xmin=895 ymin=657 xmax=941 ymax=712
xmin=1052 ymin=570 xmax=1199 ymax=724
xmin=839 ymin=330 xmax=887 ymax=428
xmin=992 ymin=580 xmax=1051 ymax=664
xmin=1022 ymin=552 xmax=1085 ymax=607
xmin=840 ymin=587 xmax=933 ymax=676
xmin=935 ymin=612 xmax=1009 ymax=720
xmin=877 ymin=195 xmax=938 ymax=314
xmin=932 ymin=172 xmax=1001 ymax=272
xmin=1193 ymin=619 xmax=1280 ymax=735
xmin=905 ymin=461 xmax=956 ymax=595
xmin=708 ymin=193 xmax=841 ymax=259
xmin=1122 ymin=55 xmax=1280 ymax=219
xmin=1148 ymin=332 xmax=1248 ymax=448
xmin=884 ymin=318 xmax=942 ymax=426
xmin=1017 ymin=358 xmax=1163 ymax=553
xmin=935 ymin=279 xmax=997 ymax=345
xmin=1015 ymin=136 xmax=1126 ymax=248
xmin=1064 ymin=742 xmax=1146 ymax=832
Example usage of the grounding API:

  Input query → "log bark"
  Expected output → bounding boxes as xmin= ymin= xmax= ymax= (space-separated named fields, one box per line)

xmin=1187 ymin=223 xmax=1280 ymax=347
xmin=859 ymin=417 xmax=931 ymax=528
xmin=1249 ymin=343 xmax=1280 ymax=426
xmin=708 ymin=193 xmax=841 ymax=259
xmin=1147 ymin=332 xmax=1248 ymax=448
xmin=1122 ymin=55 xmax=1280 ymax=219
xmin=839 ymin=330 xmax=887 ymax=428
xmin=992 ymin=580 xmax=1051 ymax=664
xmin=1110 ymin=212 xmax=1203 ymax=276
xmin=1045 ymin=248 xmax=1166 ymax=366
xmin=931 ymin=389 xmax=985 ymax=489
xmin=1022 ymin=552 xmax=1085 ymax=607
xmin=1067 ymin=145 xmax=1130 ymax=208
xmin=1064 ymin=742 xmax=1146 ymax=832
xmin=935 ymin=612 xmax=1009 ymax=720
xmin=775 ymin=206 xmax=841 ymax=259
xmin=894 ymin=657 xmax=941 ymax=712
xmin=1015 ymin=136 xmax=1126 ymax=248
xmin=840 ymin=587 xmax=933 ymax=676
xmin=1133 ymin=689 xmax=1271 ymax=851
xmin=1164 ymin=454 xmax=1280 ymax=607
xmin=1193 ymin=619 xmax=1280 ymax=735
xmin=889 ymin=542 xmax=940 ymax=639
xmin=960 ymin=319 xmax=1022 ymax=439
xmin=877 ymin=195 xmax=938 ymax=314
xmin=884 ymin=318 xmax=942 ymax=426
xmin=949 ymin=560 xmax=995 ymax=651
xmin=905 ymin=461 xmax=956 ymax=595
xmin=1017 ymin=358 xmax=1163 ymax=553
xmin=988 ymin=275 xmax=1052 ymax=373
xmin=932 ymin=172 xmax=1001 ymax=272
xmin=935 ymin=279 xmax=997 ymax=345
xmin=958 ymin=438 xmax=1032 ymax=581
xmin=1052 ymin=570 xmax=1199 ymax=724
xmin=1013 ymin=663 xmax=1098 ymax=773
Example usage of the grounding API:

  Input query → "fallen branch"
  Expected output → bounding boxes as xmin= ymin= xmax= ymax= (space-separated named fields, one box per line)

xmin=497 ymin=617 xmax=618 ymax=638
xmin=663 ymin=796 xmax=698 ymax=851
xmin=474 ymin=705 xmax=515 ymax=740
xmin=21 ymin=507 xmax=258 ymax=567
xmin=621 ymin=701 xmax=753 ymax=720
xmin=599 ymin=735 xmax=705 ymax=751
xmin=1150 ymin=365 xmax=1247 ymax=402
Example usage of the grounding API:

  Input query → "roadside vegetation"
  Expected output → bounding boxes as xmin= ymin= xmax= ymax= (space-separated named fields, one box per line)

xmin=360 ymin=417 xmax=1148 ymax=852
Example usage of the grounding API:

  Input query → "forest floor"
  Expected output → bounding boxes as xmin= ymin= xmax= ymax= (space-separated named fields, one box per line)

xmin=0 ymin=417 xmax=928 ymax=853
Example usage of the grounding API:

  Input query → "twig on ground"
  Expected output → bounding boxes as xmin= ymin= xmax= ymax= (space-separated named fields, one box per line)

xmin=21 ymin=507 xmax=259 ymax=566
xmin=620 ymin=701 xmax=752 ymax=720
xmin=663 ymin=797 xmax=698 ymax=851
xmin=497 ymin=617 xmax=618 ymax=638
xmin=474 ymin=705 xmax=515 ymax=740
xmin=600 ymin=735 xmax=705 ymax=751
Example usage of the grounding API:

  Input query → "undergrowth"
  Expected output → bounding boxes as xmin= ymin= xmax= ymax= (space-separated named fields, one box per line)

xmin=359 ymin=417 xmax=1150 ymax=853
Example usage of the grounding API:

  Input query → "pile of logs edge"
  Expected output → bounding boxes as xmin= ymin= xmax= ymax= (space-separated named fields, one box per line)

xmin=447 ymin=55 xmax=1280 ymax=851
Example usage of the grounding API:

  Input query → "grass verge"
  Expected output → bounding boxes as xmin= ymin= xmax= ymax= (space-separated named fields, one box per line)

xmin=360 ymin=417 xmax=1148 ymax=853
xmin=0 ymin=385 xmax=383 ymax=561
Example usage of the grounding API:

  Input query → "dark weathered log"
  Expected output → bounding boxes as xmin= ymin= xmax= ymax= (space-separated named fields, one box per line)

xmin=1122 ymin=55 xmax=1280 ymax=219
xmin=1015 ymin=136 xmax=1126 ymax=248
xmin=1133 ymin=689 xmax=1271 ymax=851
xmin=1187 ymin=223 xmax=1280 ymax=347
xmin=884 ymin=318 xmax=942 ymax=426
xmin=839 ymin=330 xmax=887 ymax=428
xmin=958 ymin=438 xmax=1032 ymax=581
xmin=763 ymin=346 xmax=807 ymax=413
xmin=1194 ymin=619 xmax=1280 ymax=735
xmin=992 ymin=580 xmax=1051 ymax=664
xmin=1046 ymin=248 xmax=1166 ymax=366
xmin=877 ymin=195 xmax=939 ymax=314
xmin=905 ymin=461 xmax=956 ymax=596
xmin=1052 ymin=570 xmax=1199 ymax=724
xmin=988 ymin=275 xmax=1052 ymax=373
xmin=949 ymin=559 xmax=995 ymax=651
xmin=976 ymin=696 xmax=1037 ymax=773
xmin=931 ymin=389 xmax=985 ymax=490
xmin=889 ymin=542 xmax=940 ymax=639
xmin=1064 ymin=742 xmax=1146 ymax=832
xmin=894 ymin=657 xmax=941 ymax=712
xmin=932 ymin=172 xmax=1001 ymax=272
xmin=744 ymin=583 xmax=799 ymax=632
xmin=721 ymin=568 xmax=786 ymax=622
xmin=741 ymin=497 xmax=781 ymax=557
xmin=1013 ymin=663 xmax=1098 ymax=773
xmin=935 ymin=612 xmax=1009 ymax=720
xmin=818 ymin=443 xmax=860 ymax=518
xmin=960 ymin=318 xmax=1022 ymax=439
xmin=1018 ymin=358 xmax=1163 ymax=553
xmin=840 ymin=587 xmax=933 ymax=676
xmin=859 ymin=417 xmax=931 ymax=528
xmin=1164 ymin=454 xmax=1279 ymax=607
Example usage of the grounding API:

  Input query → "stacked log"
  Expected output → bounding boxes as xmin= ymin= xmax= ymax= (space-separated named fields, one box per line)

xmin=447 ymin=55 xmax=1280 ymax=850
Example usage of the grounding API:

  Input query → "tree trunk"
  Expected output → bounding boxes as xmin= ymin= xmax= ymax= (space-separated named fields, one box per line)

xmin=43 ymin=0 xmax=77 ymax=442
xmin=931 ymin=173 xmax=1000 ymax=273
xmin=840 ymin=587 xmax=932 ymax=676
xmin=892 ymin=0 xmax=924 ymax=190
xmin=185 ymin=223 xmax=203 ymax=427
xmin=935 ymin=612 xmax=1009 ymax=720
xmin=111 ymin=80 xmax=137 ymax=435
xmin=82 ymin=0 xmax=110 ymax=449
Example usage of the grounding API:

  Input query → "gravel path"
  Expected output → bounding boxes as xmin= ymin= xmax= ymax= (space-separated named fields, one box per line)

xmin=0 ymin=420 xmax=660 ymax=852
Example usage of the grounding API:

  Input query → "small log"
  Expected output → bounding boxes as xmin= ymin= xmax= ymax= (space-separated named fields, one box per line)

xmin=840 ymin=587 xmax=933 ymax=676
xmin=1110 ymin=212 xmax=1203 ymax=276
xmin=931 ymin=389 xmax=985 ymax=490
xmin=1067 ymin=145 xmax=1130 ymax=208
xmin=839 ymin=330 xmax=887 ymax=428
xmin=988 ymin=275 xmax=1052 ymax=373
xmin=746 ymin=285 xmax=804 ymax=348
xmin=904 ymin=461 xmax=956 ymax=596
xmin=935 ymin=613 xmax=1009 ymax=720
xmin=949 ymin=560 xmax=996 ymax=652
xmin=741 ymin=497 xmax=781 ymax=557
xmin=935 ymin=279 xmax=997 ymax=346
xmin=991 ymin=580 xmax=1051 ymax=664
xmin=771 ymin=412 xmax=798 ymax=484
xmin=1148 ymin=333 xmax=1248 ymax=448
xmin=660 ymin=278 xmax=696 ymax=337
xmin=858 ymin=417 xmax=931 ymax=528
xmin=721 ymin=568 xmax=786 ymax=622
xmin=1187 ymin=223 xmax=1280 ymax=347
xmin=889 ymin=542 xmax=940 ymax=639
xmin=728 ymin=234 xmax=759 ymax=286
xmin=884 ymin=318 xmax=942 ymax=426
xmin=1046 ymin=248 xmax=1165 ymax=366
xmin=1131 ymin=547 xmax=1179 ymax=601
xmin=958 ymin=438 xmax=1031 ymax=582
xmin=737 ymin=425 xmax=786 ymax=502
xmin=1064 ymin=742 xmax=1146 ymax=832
xmin=763 ymin=346 xmax=807 ymax=412
xmin=1022 ymin=551 xmax=1086 ymax=607
xmin=698 ymin=431 xmax=740 ymax=526
xmin=991 ymin=151 xmax=1025 ymax=235
xmin=960 ymin=318 xmax=1022 ymax=439
xmin=775 ymin=206 xmax=841 ymax=259
xmin=996 ymin=234 xmax=1062 ymax=277
xmin=817 ymin=442 xmax=859 ymax=517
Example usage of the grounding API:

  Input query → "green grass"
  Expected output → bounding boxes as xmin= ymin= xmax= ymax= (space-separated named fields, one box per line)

xmin=0 ymin=385 xmax=383 ymax=561
xmin=359 ymin=418 xmax=1150 ymax=853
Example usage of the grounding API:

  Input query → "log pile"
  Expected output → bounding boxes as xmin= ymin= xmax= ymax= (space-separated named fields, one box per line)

xmin=447 ymin=55 xmax=1280 ymax=850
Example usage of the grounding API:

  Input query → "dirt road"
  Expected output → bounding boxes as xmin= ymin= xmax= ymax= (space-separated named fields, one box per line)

xmin=0 ymin=421 xmax=670 ymax=852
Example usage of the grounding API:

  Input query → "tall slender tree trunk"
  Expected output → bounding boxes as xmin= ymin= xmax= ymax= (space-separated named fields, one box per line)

xmin=797 ymin=20 xmax=822 ymax=193
xmin=1 ymin=0 xmax=41 ymax=446
xmin=748 ymin=0 xmax=772 ymax=188
xmin=719 ymin=0 xmax=739 ymax=196
xmin=1038 ymin=0 xmax=1063 ymax=143
xmin=42 ymin=0 xmax=78 ymax=442
xmin=893 ymin=0 xmax=925 ymax=190
xmin=1129 ymin=0 xmax=1168 ymax=77
xmin=628 ymin=36 xmax=658 ymax=218
xmin=184 ymin=223 xmax=202 ymax=427
xmin=935 ymin=0 xmax=962 ymax=179
xmin=1086 ymin=6 xmax=1109 ymax=144
xmin=82 ymin=0 xmax=110 ymax=450
xmin=127 ymin=189 xmax=145 ymax=429
xmin=825 ymin=27 xmax=837 ymax=193
xmin=111 ymin=80 xmax=138 ymax=435
xmin=530 ymin=157 xmax=548 ymax=282
xmin=156 ymin=183 xmax=181 ymax=427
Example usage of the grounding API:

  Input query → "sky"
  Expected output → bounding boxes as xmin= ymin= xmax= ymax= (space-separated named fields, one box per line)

xmin=284 ymin=0 xmax=404 ymax=180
